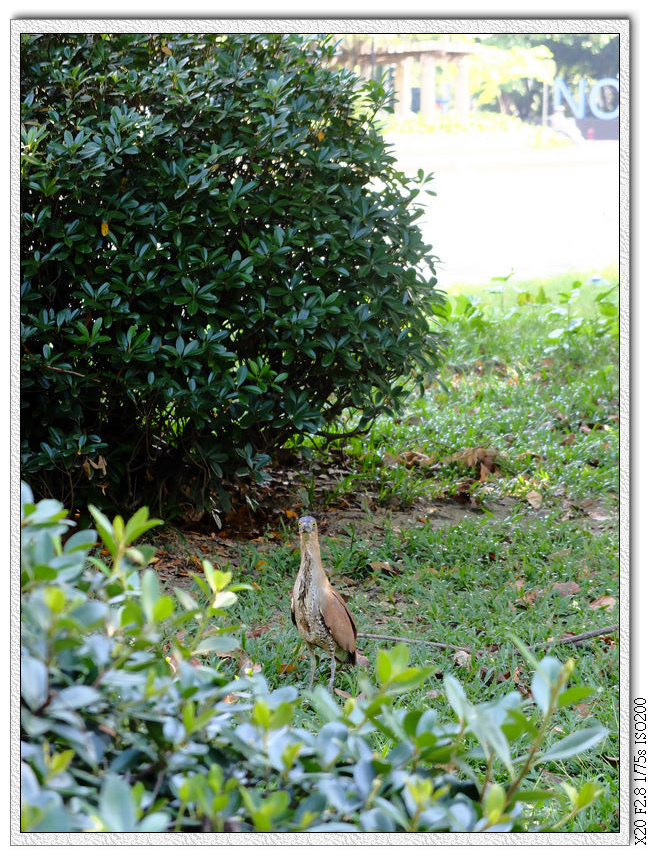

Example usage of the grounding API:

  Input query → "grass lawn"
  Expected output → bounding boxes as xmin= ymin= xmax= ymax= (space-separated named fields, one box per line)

xmin=154 ymin=266 xmax=620 ymax=832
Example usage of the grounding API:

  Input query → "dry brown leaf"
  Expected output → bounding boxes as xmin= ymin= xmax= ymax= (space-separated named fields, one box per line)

xmin=277 ymin=662 xmax=298 ymax=674
xmin=574 ymin=702 xmax=592 ymax=718
xmin=586 ymin=508 xmax=610 ymax=522
xmin=561 ymin=433 xmax=576 ymax=446
xmin=247 ymin=625 xmax=270 ymax=638
xmin=526 ymin=490 xmax=543 ymax=509
xmin=334 ymin=687 xmax=353 ymax=699
xmin=453 ymin=650 xmax=471 ymax=669
xmin=356 ymin=651 xmax=370 ymax=668
xmin=400 ymin=450 xmax=436 ymax=468
xmin=552 ymin=580 xmax=581 ymax=596
xmin=369 ymin=560 xmax=399 ymax=576
xmin=589 ymin=595 xmax=616 ymax=611
xmin=515 ymin=589 xmax=539 ymax=607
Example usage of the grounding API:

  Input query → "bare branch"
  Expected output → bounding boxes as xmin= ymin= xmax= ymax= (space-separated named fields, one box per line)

xmin=356 ymin=625 xmax=619 ymax=656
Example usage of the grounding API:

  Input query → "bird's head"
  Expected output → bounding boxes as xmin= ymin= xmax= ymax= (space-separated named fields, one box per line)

xmin=298 ymin=515 xmax=317 ymax=536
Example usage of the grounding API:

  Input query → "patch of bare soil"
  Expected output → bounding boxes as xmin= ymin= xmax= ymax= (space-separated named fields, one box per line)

xmin=147 ymin=455 xmax=617 ymax=585
xmin=149 ymin=494 xmax=529 ymax=591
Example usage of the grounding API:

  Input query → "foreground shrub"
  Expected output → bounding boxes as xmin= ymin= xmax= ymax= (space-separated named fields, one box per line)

xmin=20 ymin=33 xmax=445 ymax=516
xmin=20 ymin=486 xmax=607 ymax=833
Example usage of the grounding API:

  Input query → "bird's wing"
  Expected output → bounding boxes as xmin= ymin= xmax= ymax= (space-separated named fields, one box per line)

xmin=321 ymin=587 xmax=357 ymax=657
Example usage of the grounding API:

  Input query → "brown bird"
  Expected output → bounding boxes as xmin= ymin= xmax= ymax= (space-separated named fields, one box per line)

xmin=290 ymin=515 xmax=357 ymax=691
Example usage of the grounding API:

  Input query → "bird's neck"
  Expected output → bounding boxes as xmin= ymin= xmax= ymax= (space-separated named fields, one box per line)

xmin=299 ymin=535 xmax=327 ymax=586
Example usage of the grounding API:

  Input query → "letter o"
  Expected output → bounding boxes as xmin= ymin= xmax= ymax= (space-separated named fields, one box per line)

xmin=589 ymin=78 xmax=619 ymax=120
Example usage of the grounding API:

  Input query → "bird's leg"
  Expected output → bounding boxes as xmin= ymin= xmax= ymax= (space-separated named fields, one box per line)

xmin=307 ymin=646 xmax=317 ymax=690
xmin=328 ymin=650 xmax=337 ymax=693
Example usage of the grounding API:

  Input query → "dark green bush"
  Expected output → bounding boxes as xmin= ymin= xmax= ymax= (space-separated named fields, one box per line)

xmin=20 ymin=33 xmax=445 ymax=515
xmin=20 ymin=485 xmax=608 ymax=833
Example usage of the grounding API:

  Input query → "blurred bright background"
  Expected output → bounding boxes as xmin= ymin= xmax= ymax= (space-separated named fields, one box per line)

xmin=334 ymin=33 xmax=619 ymax=291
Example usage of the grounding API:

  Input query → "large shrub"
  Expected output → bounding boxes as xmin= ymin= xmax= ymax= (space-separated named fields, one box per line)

xmin=20 ymin=33 xmax=445 ymax=516
xmin=20 ymin=486 xmax=608 ymax=833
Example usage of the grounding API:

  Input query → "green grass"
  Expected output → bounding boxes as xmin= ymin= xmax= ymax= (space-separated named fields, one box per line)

xmin=159 ymin=270 xmax=620 ymax=832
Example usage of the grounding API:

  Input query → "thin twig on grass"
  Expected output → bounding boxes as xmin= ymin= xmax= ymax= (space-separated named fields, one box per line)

xmin=356 ymin=632 xmax=471 ymax=653
xmin=356 ymin=624 xmax=618 ymax=655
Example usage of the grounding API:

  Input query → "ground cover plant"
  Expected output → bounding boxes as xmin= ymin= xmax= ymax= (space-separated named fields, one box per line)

xmin=20 ymin=271 xmax=620 ymax=834
xmin=21 ymin=484 xmax=609 ymax=834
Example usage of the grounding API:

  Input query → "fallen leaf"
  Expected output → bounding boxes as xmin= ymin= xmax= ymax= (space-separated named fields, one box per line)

xmin=574 ymin=702 xmax=592 ymax=718
xmin=400 ymin=450 xmax=436 ymax=468
xmin=284 ymin=509 xmax=299 ymax=519
xmin=247 ymin=625 xmax=270 ymax=638
xmin=586 ymin=508 xmax=610 ymax=522
xmin=425 ymin=689 xmax=440 ymax=699
xmin=356 ymin=651 xmax=370 ymax=668
xmin=552 ymin=580 xmax=581 ymax=596
xmin=514 ymin=587 xmax=539 ymax=607
xmin=277 ymin=662 xmax=298 ymax=675
xmin=453 ymin=650 xmax=471 ymax=669
xmin=526 ymin=490 xmax=543 ymax=509
xmin=333 ymin=687 xmax=352 ymax=699
xmin=479 ymin=462 xmax=491 ymax=482
xmin=369 ymin=560 xmax=399 ymax=576
xmin=589 ymin=595 xmax=616 ymax=611
xmin=561 ymin=433 xmax=576 ymax=445
xmin=445 ymin=446 xmax=500 ymax=471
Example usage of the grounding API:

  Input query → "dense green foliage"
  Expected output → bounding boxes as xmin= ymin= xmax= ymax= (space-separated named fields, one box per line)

xmin=21 ymin=485 xmax=608 ymax=833
xmin=20 ymin=33 xmax=444 ymax=516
